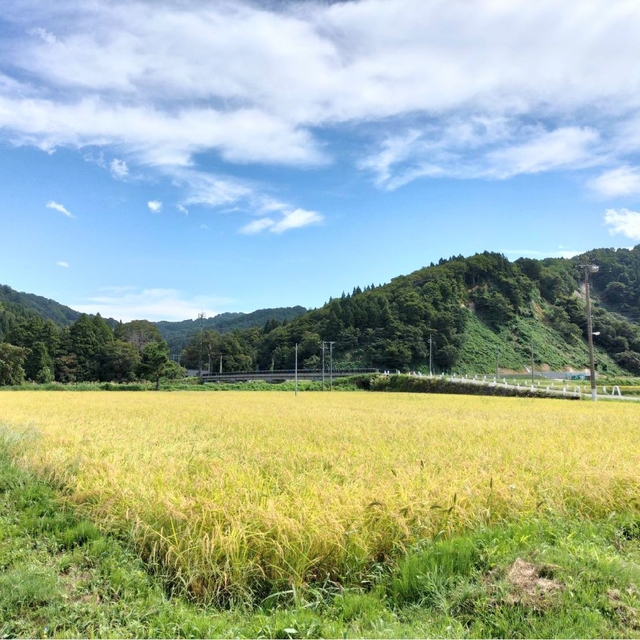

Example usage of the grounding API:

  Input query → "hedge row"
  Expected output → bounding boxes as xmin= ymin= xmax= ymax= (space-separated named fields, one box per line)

xmin=349 ymin=373 xmax=576 ymax=399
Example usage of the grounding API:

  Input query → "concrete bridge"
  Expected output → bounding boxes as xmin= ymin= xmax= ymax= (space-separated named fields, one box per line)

xmin=200 ymin=368 xmax=377 ymax=384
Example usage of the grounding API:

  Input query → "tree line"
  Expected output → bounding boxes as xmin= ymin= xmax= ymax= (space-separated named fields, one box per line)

xmin=0 ymin=315 xmax=182 ymax=388
xmin=4 ymin=247 xmax=640 ymax=385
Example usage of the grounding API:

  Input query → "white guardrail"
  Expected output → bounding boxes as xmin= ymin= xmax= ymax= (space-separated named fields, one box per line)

xmin=415 ymin=373 xmax=640 ymax=402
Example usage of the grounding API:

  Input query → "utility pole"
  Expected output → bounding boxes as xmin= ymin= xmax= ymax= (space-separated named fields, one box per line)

xmin=198 ymin=311 xmax=205 ymax=377
xmin=220 ymin=354 xmax=223 ymax=374
xmin=579 ymin=263 xmax=599 ymax=401
xmin=321 ymin=341 xmax=326 ymax=391
xmin=530 ymin=340 xmax=534 ymax=385
xmin=328 ymin=341 xmax=336 ymax=390
xmin=295 ymin=343 xmax=298 ymax=396
xmin=496 ymin=347 xmax=500 ymax=378
xmin=428 ymin=334 xmax=434 ymax=376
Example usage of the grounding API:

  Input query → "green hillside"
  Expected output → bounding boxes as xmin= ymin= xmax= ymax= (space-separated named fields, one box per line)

xmin=197 ymin=247 xmax=640 ymax=376
xmin=0 ymin=284 xmax=80 ymax=339
xmin=4 ymin=246 xmax=640 ymax=383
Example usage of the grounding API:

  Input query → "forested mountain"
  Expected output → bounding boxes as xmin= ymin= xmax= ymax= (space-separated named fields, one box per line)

xmin=155 ymin=306 xmax=307 ymax=353
xmin=4 ymin=246 xmax=640 ymax=384
xmin=0 ymin=284 xmax=80 ymax=331
xmin=577 ymin=247 xmax=640 ymax=321
xmin=180 ymin=246 xmax=640 ymax=376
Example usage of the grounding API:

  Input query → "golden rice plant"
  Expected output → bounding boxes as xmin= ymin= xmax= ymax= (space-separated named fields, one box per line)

xmin=1 ymin=391 xmax=639 ymax=603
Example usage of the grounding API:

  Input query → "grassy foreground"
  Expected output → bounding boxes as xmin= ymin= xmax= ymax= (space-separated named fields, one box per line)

xmin=2 ymin=441 xmax=640 ymax=638
xmin=2 ymin=391 xmax=640 ymax=605
xmin=2 ymin=390 xmax=640 ymax=636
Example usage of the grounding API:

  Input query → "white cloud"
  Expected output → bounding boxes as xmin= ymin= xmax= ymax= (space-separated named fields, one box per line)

xmin=0 ymin=95 xmax=325 ymax=168
xmin=2 ymin=0 xmax=640 ymax=191
xmin=83 ymin=149 xmax=106 ymax=168
xmin=240 ymin=207 xmax=323 ymax=234
xmin=590 ymin=166 xmax=640 ymax=197
xmin=178 ymin=170 xmax=253 ymax=209
xmin=270 ymin=208 xmax=323 ymax=233
xmin=172 ymin=168 xmax=322 ymax=233
xmin=109 ymin=157 xmax=128 ymax=179
xmin=46 ymin=200 xmax=74 ymax=218
xmin=381 ymin=164 xmax=446 ymax=191
xmin=485 ymin=127 xmax=601 ymax=178
xmin=604 ymin=208 xmax=640 ymax=241
xmin=73 ymin=287 xmax=232 ymax=322
xmin=20 ymin=0 xmax=634 ymax=121
xmin=176 ymin=204 xmax=188 ymax=215
xmin=147 ymin=200 xmax=162 ymax=213
xmin=358 ymin=130 xmax=425 ymax=188
xmin=361 ymin=123 xmax=604 ymax=189
xmin=240 ymin=217 xmax=275 ymax=234
xmin=56 ymin=260 xmax=69 ymax=267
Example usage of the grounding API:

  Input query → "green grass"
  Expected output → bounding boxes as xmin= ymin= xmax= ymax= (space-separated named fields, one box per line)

xmin=2 ymin=432 xmax=640 ymax=638
xmin=457 ymin=311 xmax=626 ymax=376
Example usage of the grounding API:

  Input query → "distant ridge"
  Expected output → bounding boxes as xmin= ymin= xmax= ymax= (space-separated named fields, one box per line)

xmin=0 ymin=284 xmax=81 ymax=325
xmin=0 ymin=281 xmax=307 ymax=353
xmin=155 ymin=306 xmax=308 ymax=352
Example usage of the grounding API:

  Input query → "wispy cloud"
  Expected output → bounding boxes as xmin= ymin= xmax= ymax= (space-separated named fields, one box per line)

xmin=361 ymin=124 xmax=605 ymax=189
xmin=240 ymin=217 xmax=276 ymax=235
xmin=73 ymin=287 xmax=233 ymax=322
xmin=485 ymin=127 xmax=601 ymax=179
xmin=110 ymin=158 xmax=128 ymax=179
xmin=46 ymin=200 xmax=74 ymax=218
xmin=147 ymin=200 xmax=162 ymax=213
xmin=604 ymin=208 xmax=640 ymax=241
xmin=240 ymin=208 xmax=323 ymax=234
xmin=178 ymin=171 xmax=253 ymax=209
xmin=56 ymin=260 xmax=69 ymax=267
xmin=271 ymin=208 xmax=323 ymax=233
xmin=176 ymin=204 xmax=188 ymax=215
xmin=0 ymin=0 xmax=638 ymax=194
xmin=590 ymin=166 xmax=640 ymax=198
xmin=173 ymin=168 xmax=323 ymax=234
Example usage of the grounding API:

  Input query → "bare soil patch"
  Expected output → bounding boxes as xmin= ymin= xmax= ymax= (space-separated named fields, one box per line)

xmin=504 ymin=557 xmax=563 ymax=607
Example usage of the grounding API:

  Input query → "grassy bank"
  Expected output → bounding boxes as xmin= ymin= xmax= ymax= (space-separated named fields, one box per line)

xmin=2 ymin=373 xmax=640 ymax=398
xmin=2 ymin=438 xmax=640 ymax=638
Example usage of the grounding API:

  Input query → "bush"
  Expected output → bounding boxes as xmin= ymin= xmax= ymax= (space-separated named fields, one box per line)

xmin=351 ymin=374 xmax=571 ymax=399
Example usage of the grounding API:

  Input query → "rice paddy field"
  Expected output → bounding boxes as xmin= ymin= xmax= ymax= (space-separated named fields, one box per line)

xmin=1 ymin=391 xmax=640 ymax=606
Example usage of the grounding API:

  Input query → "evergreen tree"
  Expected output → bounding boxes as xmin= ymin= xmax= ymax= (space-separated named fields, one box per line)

xmin=0 ymin=343 xmax=27 ymax=386
xmin=138 ymin=340 xmax=183 ymax=389
xmin=68 ymin=314 xmax=114 ymax=381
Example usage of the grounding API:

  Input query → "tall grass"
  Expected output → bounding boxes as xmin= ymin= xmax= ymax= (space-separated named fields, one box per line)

xmin=2 ymin=391 xmax=640 ymax=604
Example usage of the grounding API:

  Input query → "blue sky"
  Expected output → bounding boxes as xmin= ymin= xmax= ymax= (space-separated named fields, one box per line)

xmin=2 ymin=0 xmax=640 ymax=321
